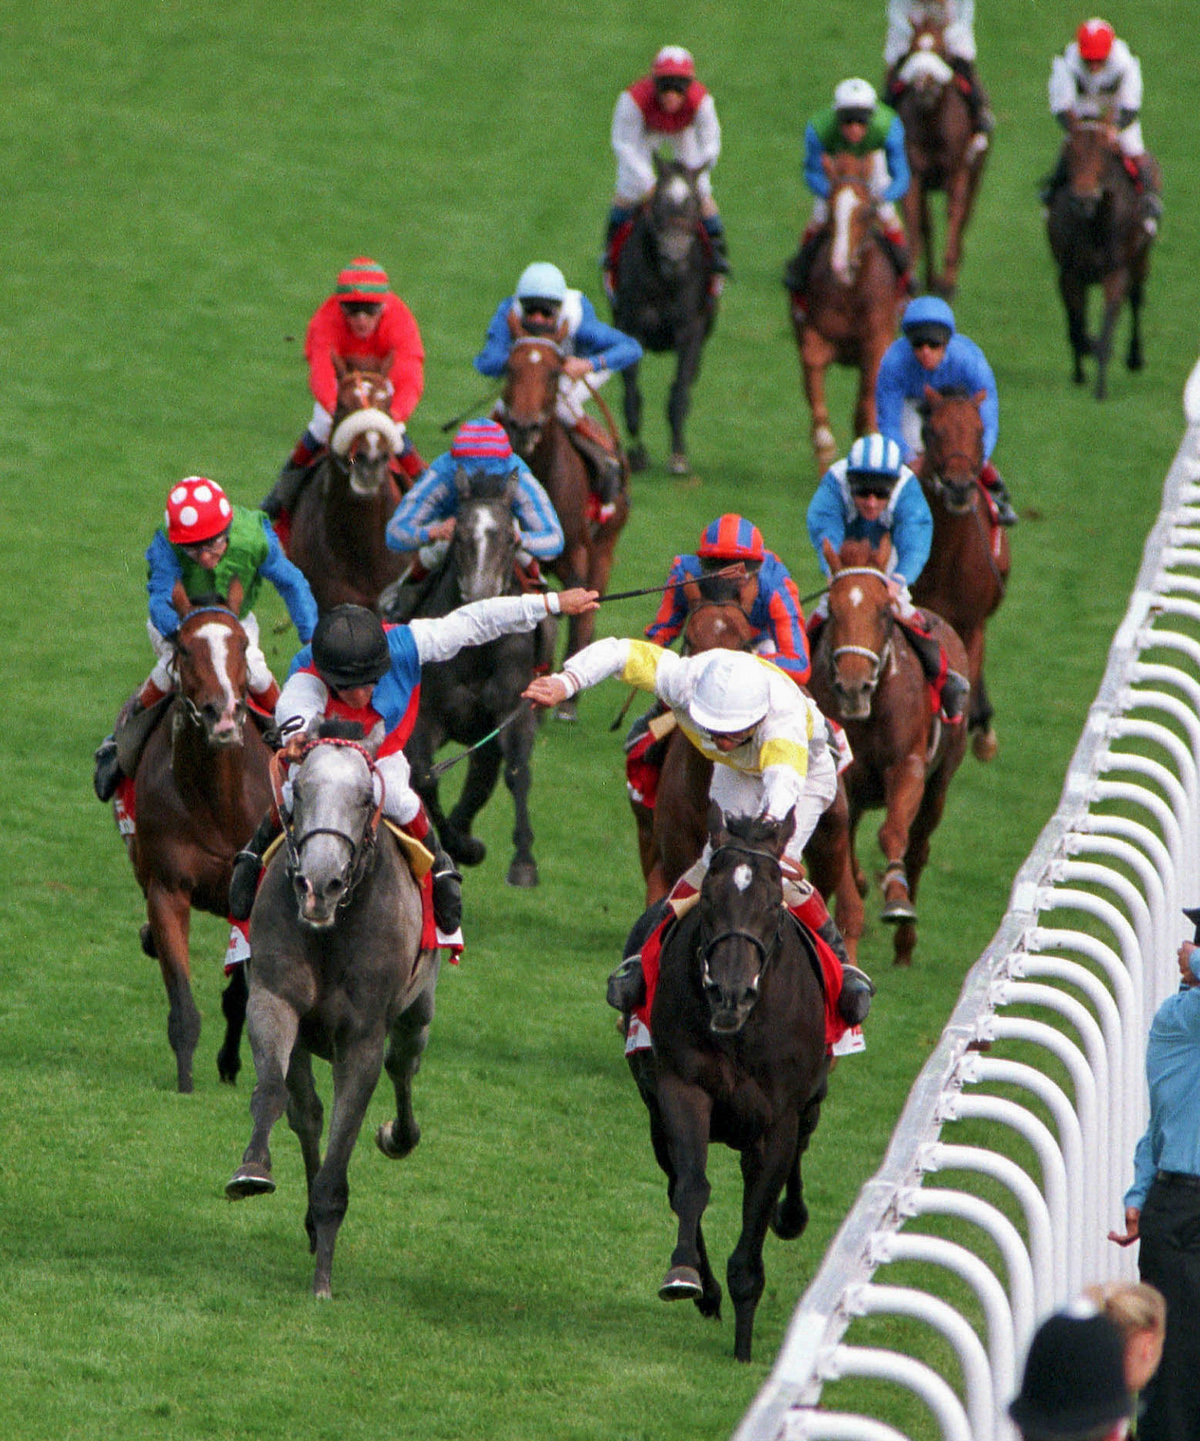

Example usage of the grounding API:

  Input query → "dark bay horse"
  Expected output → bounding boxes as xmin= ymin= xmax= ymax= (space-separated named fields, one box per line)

xmin=502 ymin=334 xmax=629 ymax=716
xmin=226 ymin=738 xmax=437 ymax=1298
xmin=130 ymin=607 xmax=272 ymax=1091
xmin=895 ymin=19 xmax=986 ymax=297
xmin=630 ymin=809 xmax=829 ymax=1363
xmin=807 ymin=538 xmax=967 ymax=967
xmin=1047 ymin=119 xmax=1152 ymax=400
xmin=788 ymin=152 xmax=898 ymax=473
xmin=910 ymin=385 xmax=1010 ymax=760
xmin=612 ymin=155 xmax=717 ymax=475
xmin=629 ymin=592 xmax=865 ymax=959
xmin=403 ymin=472 xmax=543 ymax=886
xmin=287 ymin=354 xmax=407 ymax=608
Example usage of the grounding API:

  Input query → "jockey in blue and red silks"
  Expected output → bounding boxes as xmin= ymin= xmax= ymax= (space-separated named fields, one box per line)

xmin=625 ymin=514 xmax=812 ymax=811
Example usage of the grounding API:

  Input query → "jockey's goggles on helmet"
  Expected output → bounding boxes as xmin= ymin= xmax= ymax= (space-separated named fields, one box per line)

xmin=340 ymin=300 xmax=383 ymax=318
xmin=520 ymin=297 xmax=560 ymax=319
xmin=180 ymin=526 xmax=231 ymax=558
xmin=836 ymin=107 xmax=873 ymax=127
xmin=847 ymin=474 xmax=894 ymax=501
xmin=655 ymin=76 xmax=690 ymax=94
xmin=905 ymin=322 xmax=952 ymax=350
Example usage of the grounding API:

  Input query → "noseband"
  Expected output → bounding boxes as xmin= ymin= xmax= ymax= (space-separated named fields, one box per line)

xmin=504 ymin=337 xmax=564 ymax=436
xmin=827 ymin=566 xmax=893 ymax=691
xmin=697 ymin=842 xmax=784 ymax=980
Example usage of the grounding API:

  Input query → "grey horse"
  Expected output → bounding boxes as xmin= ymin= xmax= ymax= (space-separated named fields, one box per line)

xmin=226 ymin=738 xmax=438 ymax=1298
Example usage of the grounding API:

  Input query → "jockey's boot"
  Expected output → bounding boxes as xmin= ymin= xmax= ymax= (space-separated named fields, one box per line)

xmin=702 ymin=214 xmax=731 ymax=275
xmin=791 ymin=884 xmax=874 ymax=1025
xmin=570 ymin=414 xmax=622 ymax=519
xmin=1039 ymin=148 xmax=1069 ymax=209
xmin=229 ymin=811 xmax=281 ymax=921
xmin=899 ymin=616 xmax=967 ymax=721
xmin=878 ymin=224 xmax=912 ymax=282
xmin=608 ymin=896 xmax=671 ymax=1012
xmin=261 ymin=435 xmax=319 ymax=520
xmin=980 ymin=459 xmax=1019 ymax=525
xmin=401 ymin=804 xmax=462 ymax=933
xmin=393 ymin=440 xmax=427 ymax=488
xmin=93 ymin=735 xmax=121 ymax=802
xmin=783 ymin=226 xmax=824 ymax=295
xmin=249 ymin=679 xmax=280 ymax=715
xmin=1133 ymin=154 xmax=1163 ymax=236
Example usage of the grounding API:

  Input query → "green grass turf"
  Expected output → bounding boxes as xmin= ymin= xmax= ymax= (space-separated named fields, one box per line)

xmin=2 ymin=1 xmax=1197 ymax=1436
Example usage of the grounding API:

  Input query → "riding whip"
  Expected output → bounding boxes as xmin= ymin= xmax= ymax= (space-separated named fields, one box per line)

xmin=598 ymin=563 xmax=744 ymax=604
xmin=438 ymin=385 xmax=503 ymax=433
xmin=424 ymin=701 xmax=529 ymax=781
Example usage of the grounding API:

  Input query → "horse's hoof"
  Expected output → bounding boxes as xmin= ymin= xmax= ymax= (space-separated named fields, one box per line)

xmin=668 ymin=453 xmax=690 ymax=476
xmin=375 ymin=1119 xmax=419 ymax=1160
xmin=226 ymin=1164 xmax=275 ymax=1199
xmin=506 ymin=859 xmax=539 ymax=888
xmin=659 ymin=1265 xmax=704 ymax=1302
xmin=627 ymin=443 xmax=648 ymax=474
xmin=554 ymin=698 xmax=578 ymax=723
xmin=139 ymin=923 xmax=157 ymax=959
xmin=216 ymin=1053 xmax=240 ymax=1086
xmin=881 ymin=896 xmax=917 ymax=924
xmin=772 ymin=1197 xmax=809 ymax=1240
xmin=972 ymin=727 xmax=999 ymax=762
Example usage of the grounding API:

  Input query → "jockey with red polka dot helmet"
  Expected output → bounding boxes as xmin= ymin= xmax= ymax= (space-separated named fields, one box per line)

xmin=645 ymin=514 xmax=810 ymax=685
xmin=605 ymin=45 xmax=729 ymax=279
xmin=262 ymin=256 xmax=428 ymax=523
xmin=1047 ymin=19 xmax=1160 ymax=231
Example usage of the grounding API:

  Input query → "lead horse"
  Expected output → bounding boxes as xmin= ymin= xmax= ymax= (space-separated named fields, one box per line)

xmin=910 ymin=385 xmax=1010 ymax=760
xmin=807 ymin=538 xmax=968 ymax=967
xmin=287 ymin=354 xmax=407 ymax=609
xmin=130 ymin=606 xmax=272 ymax=1091
xmin=226 ymin=737 xmax=438 ymax=1298
xmin=629 ymin=809 xmax=829 ymax=1363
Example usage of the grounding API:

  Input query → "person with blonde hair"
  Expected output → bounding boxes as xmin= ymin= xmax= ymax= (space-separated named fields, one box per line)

xmin=1083 ymin=1282 xmax=1166 ymax=1427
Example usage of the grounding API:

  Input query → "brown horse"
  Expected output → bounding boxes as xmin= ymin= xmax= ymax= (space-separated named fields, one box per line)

xmin=1046 ymin=118 xmax=1152 ymax=400
xmin=894 ymin=19 xmax=987 ymax=297
xmin=910 ymin=385 xmax=1010 ymax=761
xmin=789 ymin=152 xmax=898 ymax=473
xmin=130 ymin=607 xmax=272 ymax=1090
xmin=287 ymin=354 xmax=407 ymax=609
xmin=807 ymin=538 xmax=967 ymax=966
xmin=629 ymin=594 xmax=865 ymax=960
xmin=502 ymin=334 xmax=629 ymax=716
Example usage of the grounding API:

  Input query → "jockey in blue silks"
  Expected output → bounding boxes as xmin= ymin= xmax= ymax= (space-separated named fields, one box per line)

xmin=474 ymin=262 xmax=642 ymax=518
xmin=875 ymin=295 xmax=1018 ymax=525
xmin=806 ymin=432 xmax=969 ymax=722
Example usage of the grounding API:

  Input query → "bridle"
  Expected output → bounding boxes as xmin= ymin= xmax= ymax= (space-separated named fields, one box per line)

xmin=171 ymin=606 xmax=249 ymax=735
xmin=826 ymin=565 xmax=893 ymax=694
xmin=503 ymin=336 xmax=564 ymax=448
xmin=696 ymin=841 xmax=784 ymax=987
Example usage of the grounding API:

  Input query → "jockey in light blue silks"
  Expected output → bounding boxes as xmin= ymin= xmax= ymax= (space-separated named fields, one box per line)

xmin=806 ymin=431 xmax=969 ymax=722
xmin=875 ymin=295 xmax=1018 ymax=526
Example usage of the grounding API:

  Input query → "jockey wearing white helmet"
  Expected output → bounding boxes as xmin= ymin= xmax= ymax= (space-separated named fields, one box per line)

xmin=883 ymin=1 xmax=993 ymax=144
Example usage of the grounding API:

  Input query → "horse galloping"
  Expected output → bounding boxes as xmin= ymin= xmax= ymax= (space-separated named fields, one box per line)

xmin=403 ymin=472 xmax=543 ymax=886
xmin=894 ymin=19 xmax=987 ymax=297
xmin=287 ymin=354 xmax=407 ymax=609
xmin=612 ymin=155 xmax=717 ymax=476
xmin=629 ymin=810 xmax=829 ymax=1362
xmin=910 ymin=385 xmax=1010 ymax=760
xmin=130 ymin=606 xmax=272 ymax=1091
xmin=787 ymin=152 xmax=899 ymax=474
xmin=807 ymin=538 xmax=967 ymax=966
xmin=226 ymin=738 xmax=439 ymax=1298
xmin=1046 ymin=118 xmax=1152 ymax=400
xmin=502 ymin=334 xmax=628 ymax=712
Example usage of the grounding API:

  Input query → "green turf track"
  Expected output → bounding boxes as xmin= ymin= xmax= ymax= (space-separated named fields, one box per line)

xmin=2 ymin=2 xmax=1196 ymax=1437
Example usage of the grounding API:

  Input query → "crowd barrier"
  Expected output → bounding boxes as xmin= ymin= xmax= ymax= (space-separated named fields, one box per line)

xmin=734 ymin=356 xmax=1200 ymax=1441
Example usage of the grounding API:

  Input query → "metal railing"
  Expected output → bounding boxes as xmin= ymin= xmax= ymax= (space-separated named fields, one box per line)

xmin=734 ymin=358 xmax=1200 ymax=1441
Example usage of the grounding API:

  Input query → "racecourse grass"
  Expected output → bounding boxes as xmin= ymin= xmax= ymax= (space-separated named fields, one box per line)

xmin=2 ymin=1 xmax=1198 ymax=1437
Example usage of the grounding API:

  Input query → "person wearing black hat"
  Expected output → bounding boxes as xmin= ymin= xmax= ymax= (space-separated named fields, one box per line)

xmin=1107 ymin=938 xmax=1200 ymax=1440
xmin=1010 ymin=1302 xmax=1132 ymax=1441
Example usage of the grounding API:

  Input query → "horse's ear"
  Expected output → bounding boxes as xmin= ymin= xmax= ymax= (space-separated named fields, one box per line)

xmin=973 ymin=389 xmax=987 ymax=407
xmin=776 ymin=807 xmax=797 ymax=853
xmin=553 ymin=314 xmax=569 ymax=346
xmin=503 ymin=469 xmax=521 ymax=503
xmin=454 ymin=465 xmax=472 ymax=501
xmin=875 ymin=535 xmax=892 ymax=566
xmin=822 ymin=537 xmax=840 ymax=573
xmin=332 ymin=352 xmax=348 ymax=379
xmin=363 ymin=720 xmax=386 ymax=758
xmin=706 ymin=801 xmax=726 ymax=848
xmin=923 ymin=383 xmax=941 ymax=405
xmin=822 ymin=153 xmax=834 ymax=179
xmin=506 ymin=306 xmax=525 ymax=339
xmin=380 ymin=351 xmax=394 ymax=375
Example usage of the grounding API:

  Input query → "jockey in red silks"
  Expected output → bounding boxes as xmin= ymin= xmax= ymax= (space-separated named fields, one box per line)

xmin=525 ymin=646 xmax=874 ymax=1058
xmin=262 ymin=257 xmax=428 ymax=524
xmin=604 ymin=45 xmax=729 ymax=293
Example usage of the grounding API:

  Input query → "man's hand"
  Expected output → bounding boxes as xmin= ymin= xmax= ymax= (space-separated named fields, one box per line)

xmin=524 ymin=675 xmax=571 ymax=709
xmin=555 ymin=588 xmax=600 ymax=616
xmin=1179 ymin=942 xmax=1198 ymax=988
xmin=563 ymin=357 xmax=593 ymax=380
xmin=426 ymin=518 xmax=456 ymax=542
xmin=1108 ymin=1207 xmax=1140 ymax=1247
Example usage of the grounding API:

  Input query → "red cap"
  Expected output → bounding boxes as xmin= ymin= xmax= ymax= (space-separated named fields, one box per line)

xmin=335 ymin=257 xmax=390 ymax=303
xmin=450 ymin=419 xmax=513 ymax=460
xmin=166 ymin=477 xmax=233 ymax=546
xmin=696 ymin=515 xmax=765 ymax=562
xmin=1076 ymin=18 xmax=1115 ymax=61
xmin=651 ymin=46 xmax=696 ymax=80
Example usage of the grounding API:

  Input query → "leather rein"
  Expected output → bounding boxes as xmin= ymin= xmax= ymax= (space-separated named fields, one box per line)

xmin=696 ymin=841 xmax=785 ymax=979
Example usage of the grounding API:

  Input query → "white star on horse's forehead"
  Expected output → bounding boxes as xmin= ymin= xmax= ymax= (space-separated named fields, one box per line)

xmin=849 ymin=584 xmax=865 ymax=607
xmin=732 ymin=863 xmax=753 ymax=892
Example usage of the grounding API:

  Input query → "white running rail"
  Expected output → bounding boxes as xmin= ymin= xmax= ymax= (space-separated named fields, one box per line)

xmin=734 ymin=357 xmax=1200 ymax=1441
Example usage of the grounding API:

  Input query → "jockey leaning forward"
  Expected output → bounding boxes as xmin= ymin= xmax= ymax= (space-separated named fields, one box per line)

xmin=226 ymin=589 xmax=600 ymax=946
xmin=1044 ymin=17 xmax=1161 ymax=236
xmin=806 ymin=432 xmax=970 ymax=723
xmin=883 ymin=0 xmax=993 ymax=152
xmin=93 ymin=475 xmax=318 ymax=804
xmin=525 ymin=646 xmax=875 ymax=1052
xmin=475 ymin=261 xmax=641 ymax=522
xmin=783 ymin=77 xmax=911 ymax=299
xmin=261 ymin=257 xmax=427 ymax=523
xmin=382 ymin=419 xmax=563 ymax=617
xmin=875 ymin=295 xmax=1018 ymax=525
xmin=604 ymin=44 xmax=728 ymax=293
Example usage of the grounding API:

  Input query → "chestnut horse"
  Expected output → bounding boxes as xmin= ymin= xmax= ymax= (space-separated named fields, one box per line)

xmin=130 ymin=607 xmax=272 ymax=1090
xmin=910 ymin=385 xmax=1010 ymax=760
xmin=287 ymin=354 xmax=407 ymax=609
xmin=789 ymin=152 xmax=898 ymax=473
xmin=807 ymin=538 xmax=967 ymax=966
xmin=502 ymin=334 xmax=629 ymax=716
xmin=1046 ymin=118 xmax=1152 ymax=400
xmin=894 ymin=19 xmax=987 ymax=298
xmin=629 ymin=593 xmax=865 ymax=959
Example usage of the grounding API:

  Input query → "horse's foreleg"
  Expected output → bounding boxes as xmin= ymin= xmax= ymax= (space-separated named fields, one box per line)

xmin=622 ymin=363 xmax=647 ymax=472
xmin=500 ymin=706 xmax=539 ymax=888
xmin=895 ymin=750 xmax=963 ymax=966
xmin=377 ymin=967 xmax=438 ymax=1161
xmin=285 ymin=1045 xmax=324 ymax=1225
xmin=309 ymin=1031 xmax=388 ymax=1298
xmin=1095 ymin=270 xmax=1129 ymax=401
xmin=227 ymin=986 xmax=300 ymax=1199
xmin=1126 ymin=259 xmax=1147 ymax=372
xmin=941 ymin=170 xmax=972 ymax=296
xmin=444 ymin=740 xmax=502 ymax=868
xmin=1058 ymin=270 xmax=1090 ymax=386
xmin=146 ymin=882 xmax=201 ymax=1093
xmin=799 ymin=331 xmax=838 ymax=473
xmin=773 ymin=1071 xmax=829 ymax=1241
xmin=559 ymin=541 xmax=593 ymax=673
xmin=216 ymin=962 xmax=247 ymax=1085
xmin=666 ymin=328 xmax=706 ymax=472
xmin=728 ymin=1121 xmax=801 ymax=1362
xmin=656 ymin=1073 xmax=715 ymax=1304
xmin=964 ymin=627 xmax=997 ymax=759
xmin=878 ymin=753 xmax=929 ymax=933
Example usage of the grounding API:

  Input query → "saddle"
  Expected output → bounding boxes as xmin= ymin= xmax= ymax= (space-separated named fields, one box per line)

xmin=113 ymin=694 xmax=173 ymax=778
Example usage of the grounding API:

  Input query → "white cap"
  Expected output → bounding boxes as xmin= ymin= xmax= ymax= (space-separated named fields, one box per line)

xmin=514 ymin=262 xmax=567 ymax=304
xmin=834 ymin=77 xmax=877 ymax=112
xmin=687 ymin=653 xmax=771 ymax=734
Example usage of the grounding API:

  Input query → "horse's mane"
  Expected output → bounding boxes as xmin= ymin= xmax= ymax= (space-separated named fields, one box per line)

xmin=459 ymin=468 xmax=519 ymax=502
xmin=836 ymin=537 xmax=882 ymax=568
xmin=721 ymin=812 xmax=784 ymax=848
xmin=917 ymin=383 xmax=974 ymax=418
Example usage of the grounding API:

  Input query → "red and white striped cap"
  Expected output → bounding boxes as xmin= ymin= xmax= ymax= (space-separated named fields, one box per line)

xmin=450 ymin=419 xmax=513 ymax=460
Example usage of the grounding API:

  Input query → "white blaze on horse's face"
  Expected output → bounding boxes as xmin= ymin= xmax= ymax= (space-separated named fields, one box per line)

xmin=664 ymin=174 xmax=690 ymax=208
xmin=459 ymin=505 xmax=505 ymax=604
xmin=732 ymin=863 xmax=753 ymax=893
xmin=193 ymin=621 xmax=241 ymax=740
xmin=831 ymin=185 xmax=860 ymax=285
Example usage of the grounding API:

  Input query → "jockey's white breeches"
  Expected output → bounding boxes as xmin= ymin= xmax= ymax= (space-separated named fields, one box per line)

xmin=307 ymin=403 xmax=334 ymax=445
xmin=810 ymin=157 xmax=901 ymax=231
xmin=615 ymin=153 xmax=715 ymax=209
xmin=280 ymin=747 xmax=422 ymax=829
xmin=1117 ymin=120 xmax=1145 ymax=157
xmin=705 ymin=742 xmax=838 ymax=870
xmin=147 ymin=611 xmax=274 ymax=696
xmin=556 ymin=370 xmax=613 ymax=426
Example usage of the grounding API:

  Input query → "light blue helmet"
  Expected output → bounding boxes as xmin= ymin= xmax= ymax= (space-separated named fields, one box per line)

xmin=901 ymin=295 xmax=956 ymax=337
xmin=845 ymin=433 xmax=903 ymax=483
xmin=515 ymin=262 xmax=567 ymax=305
